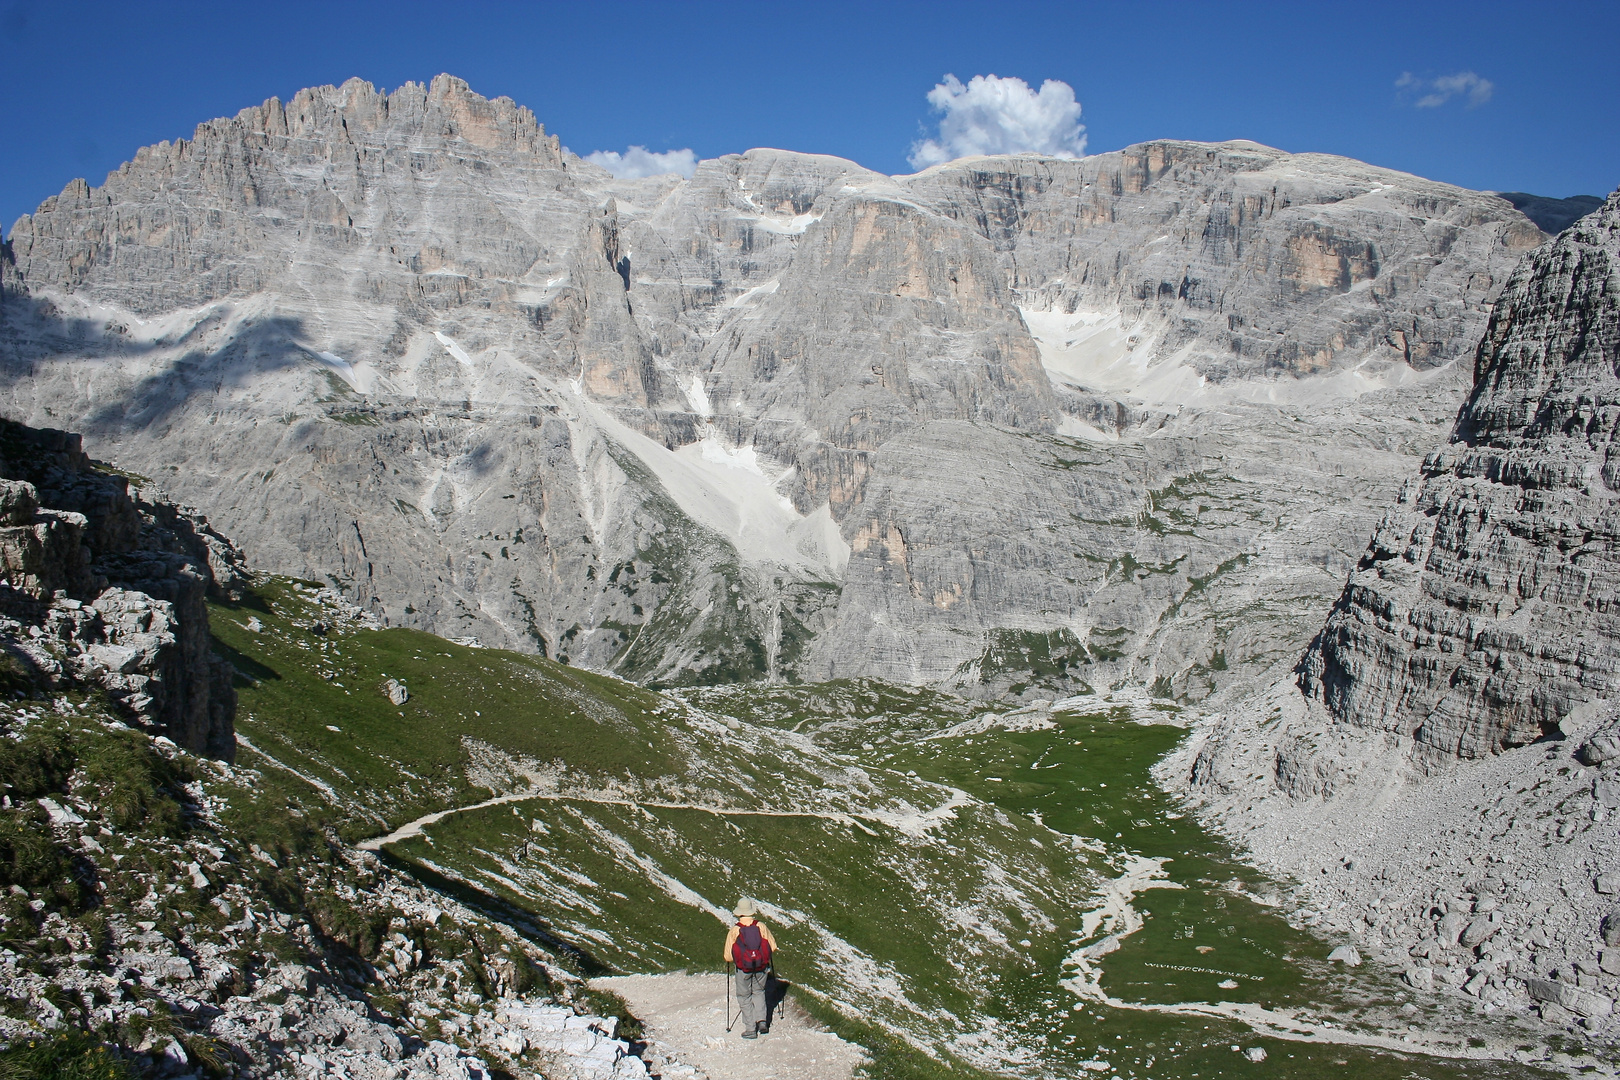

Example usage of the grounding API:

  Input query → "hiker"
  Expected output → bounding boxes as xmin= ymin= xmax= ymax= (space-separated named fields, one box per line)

xmin=724 ymin=898 xmax=777 ymax=1038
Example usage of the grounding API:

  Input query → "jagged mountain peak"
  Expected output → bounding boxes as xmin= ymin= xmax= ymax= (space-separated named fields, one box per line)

xmin=0 ymin=76 xmax=1559 ymax=697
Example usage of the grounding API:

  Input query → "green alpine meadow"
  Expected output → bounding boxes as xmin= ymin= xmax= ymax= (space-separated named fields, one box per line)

xmin=196 ymin=579 xmax=1560 ymax=1078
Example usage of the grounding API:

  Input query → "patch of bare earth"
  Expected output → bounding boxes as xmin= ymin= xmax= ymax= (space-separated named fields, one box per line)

xmin=593 ymin=973 xmax=867 ymax=1080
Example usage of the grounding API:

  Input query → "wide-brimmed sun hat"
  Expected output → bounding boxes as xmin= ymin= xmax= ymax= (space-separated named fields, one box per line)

xmin=733 ymin=898 xmax=759 ymax=917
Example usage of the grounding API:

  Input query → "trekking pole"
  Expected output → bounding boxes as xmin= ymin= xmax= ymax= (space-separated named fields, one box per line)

xmin=725 ymin=961 xmax=734 ymax=1032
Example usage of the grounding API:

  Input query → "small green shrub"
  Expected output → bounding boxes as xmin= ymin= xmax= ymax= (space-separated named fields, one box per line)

xmin=70 ymin=909 xmax=114 ymax=963
xmin=0 ymin=721 xmax=76 ymax=799
xmin=576 ymin=987 xmax=643 ymax=1041
xmin=119 ymin=1000 xmax=176 ymax=1047
xmin=250 ymin=864 xmax=307 ymax=915
xmin=78 ymin=734 xmax=189 ymax=836
xmin=0 ymin=810 xmax=82 ymax=907
xmin=0 ymin=654 xmax=39 ymax=701
xmin=305 ymin=892 xmax=391 ymax=958
xmin=506 ymin=953 xmax=542 ymax=996
xmin=179 ymin=1034 xmax=229 ymax=1078
xmin=0 ymin=1027 xmax=134 ymax=1080
xmin=238 ymin=807 xmax=324 ymax=867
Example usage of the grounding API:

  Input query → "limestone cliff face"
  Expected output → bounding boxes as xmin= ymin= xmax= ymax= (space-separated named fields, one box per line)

xmin=702 ymin=182 xmax=1059 ymax=519
xmin=2 ymin=75 xmax=569 ymax=319
xmin=910 ymin=142 xmax=1544 ymax=379
xmin=0 ymin=77 xmax=1555 ymax=694
xmin=1300 ymin=190 xmax=1620 ymax=759
xmin=0 ymin=422 xmax=240 ymax=758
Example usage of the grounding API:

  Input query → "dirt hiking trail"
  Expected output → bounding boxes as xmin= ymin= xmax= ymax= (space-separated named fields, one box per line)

xmin=592 ymin=973 xmax=866 ymax=1080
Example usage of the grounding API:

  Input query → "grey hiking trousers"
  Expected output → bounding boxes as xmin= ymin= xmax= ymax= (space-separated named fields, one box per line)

xmin=734 ymin=968 xmax=768 ymax=1032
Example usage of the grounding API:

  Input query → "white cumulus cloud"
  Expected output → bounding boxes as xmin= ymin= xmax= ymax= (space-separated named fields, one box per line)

xmin=908 ymin=73 xmax=1086 ymax=170
xmin=1395 ymin=70 xmax=1494 ymax=109
xmin=584 ymin=146 xmax=698 ymax=179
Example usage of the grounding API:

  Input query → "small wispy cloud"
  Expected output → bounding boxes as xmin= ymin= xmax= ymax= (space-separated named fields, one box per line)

xmin=908 ymin=73 xmax=1086 ymax=170
xmin=585 ymin=146 xmax=697 ymax=179
xmin=1395 ymin=71 xmax=1494 ymax=109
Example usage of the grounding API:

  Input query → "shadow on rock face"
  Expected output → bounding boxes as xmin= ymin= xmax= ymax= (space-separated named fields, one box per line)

xmin=0 ymin=417 xmax=243 ymax=760
xmin=0 ymin=290 xmax=313 ymax=440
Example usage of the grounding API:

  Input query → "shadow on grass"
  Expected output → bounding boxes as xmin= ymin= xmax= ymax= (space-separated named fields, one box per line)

xmin=211 ymin=634 xmax=282 ymax=686
xmin=374 ymin=846 xmax=614 ymax=979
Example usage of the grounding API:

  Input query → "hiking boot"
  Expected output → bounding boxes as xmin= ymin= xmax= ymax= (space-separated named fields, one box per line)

xmin=741 ymin=1029 xmax=758 ymax=1040
xmin=757 ymin=1021 xmax=769 ymax=1035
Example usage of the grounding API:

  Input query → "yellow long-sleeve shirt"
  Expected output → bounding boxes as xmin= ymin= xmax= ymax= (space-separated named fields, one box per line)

xmin=723 ymin=918 xmax=777 ymax=964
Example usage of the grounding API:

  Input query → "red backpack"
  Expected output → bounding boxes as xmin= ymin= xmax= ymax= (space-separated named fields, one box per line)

xmin=732 ymin=922 xmax=772 ymax=972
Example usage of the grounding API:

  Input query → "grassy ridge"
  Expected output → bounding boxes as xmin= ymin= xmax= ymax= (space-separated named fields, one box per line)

xmin=209 ymin=579 xmax=688 ymax=840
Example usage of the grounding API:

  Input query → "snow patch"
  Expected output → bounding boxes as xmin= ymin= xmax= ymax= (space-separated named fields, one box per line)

xmin=1022 ymin=305 xmax=1459 ymax=410
xmin=569 ymin=391 xmax=849 ymax=578
xmin=728 ymin=279 xmax=780 ymax=309
xmin=681 ymin=375 xmax=713 ymax=418
xmin=737 ymin=213 xmax=822 ymax=236
xmin=307 ymin=349 xmax=379 ymax=395
xmin=1054 ymin=415 xmax=1122 ymax=442
xmin=1021 ymin=308 xmax=1200 ymax=405
xmin=694 ymin=433 xmax=773 ymax=482
xmin=433 ymin=331 xmax=475 ymax=368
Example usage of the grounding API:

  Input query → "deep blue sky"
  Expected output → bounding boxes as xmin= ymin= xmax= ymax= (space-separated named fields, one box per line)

xmin=3 ymin=0 xmax=1617 ymax=232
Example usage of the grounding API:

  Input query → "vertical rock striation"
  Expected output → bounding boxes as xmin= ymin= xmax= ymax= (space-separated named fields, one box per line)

xmin=1300 ymin=190 xmax=1620 ymax=759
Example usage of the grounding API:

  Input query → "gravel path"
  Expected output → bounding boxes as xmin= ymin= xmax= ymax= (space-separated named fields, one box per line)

xmin=593 ymin=973 xmax=866 ymax=1080
xmin=356 ymin=788 xmax=927 ymax=852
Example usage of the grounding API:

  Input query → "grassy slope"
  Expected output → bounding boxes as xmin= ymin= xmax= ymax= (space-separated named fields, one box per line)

xmin=210 ymin=579 xmax=687 ymax=841
xmin=860 ymin=709 xmax=1551 ymax=1079
xmin=214 ymin=582 xmax=1094 ymax=1077
xmin=0 ymin=676 xmax=656 ymax=1079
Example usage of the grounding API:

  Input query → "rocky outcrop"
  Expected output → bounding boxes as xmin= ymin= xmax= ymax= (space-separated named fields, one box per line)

xmin=1162 ymin=671 xmax=1620 ymax=1041
xmin=1164 ymin=191 xmax=1620 ymax=1041
xmin=0 ymin=77 xmax=1552 ymax=695
xmin=0 ymin=703 xmax=666 ymax=1080
xmin=0 ymin=478 xmax=96 ymax=598
xmin=0 ymin=420 xmax=240 ymax=757
xmin=1300 ymin=190 xmax=1620 ymax=760
xmin=1 ymin=76 xmax=567 ymax=317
